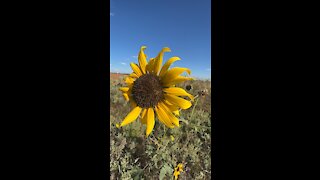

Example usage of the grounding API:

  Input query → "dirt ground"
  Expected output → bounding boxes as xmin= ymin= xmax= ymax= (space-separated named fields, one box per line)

xmin=110 ymin=73 xmax=129 ymax=80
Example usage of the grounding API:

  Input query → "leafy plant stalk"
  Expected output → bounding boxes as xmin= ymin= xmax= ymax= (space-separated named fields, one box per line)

xmin=190 ymin=96 xmax=200 ymax=120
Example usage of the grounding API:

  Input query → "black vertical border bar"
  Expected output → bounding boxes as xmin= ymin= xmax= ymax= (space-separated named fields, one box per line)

xmin=212 ymin=0 xmax=225 ymax=179
xmin=97 ymin=0 xmax=109 ymax=178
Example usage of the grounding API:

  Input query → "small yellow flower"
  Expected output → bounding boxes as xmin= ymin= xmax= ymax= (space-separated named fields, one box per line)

xmin=173 ymin=171 xmax=180 ymax=180
xmin=115 ymin=123 xmax=120 ymax=128
xmin=173 ymin=163 xmax=184 ymax=180
xmin=118 ymin=46 xmax=194 ymax=137
xmin=170 ymin=135 xmax=175 ymax=141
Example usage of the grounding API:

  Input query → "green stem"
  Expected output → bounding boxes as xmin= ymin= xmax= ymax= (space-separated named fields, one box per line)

xmin=163 ymin=124 xmax=166 ymax=139
xmin=190 ymin=97 xmax=199 ymax=120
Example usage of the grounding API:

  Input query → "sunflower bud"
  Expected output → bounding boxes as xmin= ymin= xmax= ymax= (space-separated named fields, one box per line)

xmin=198 ymin=89 xmax=208 ymax=97
xmin=185 ymin=85 xmax=192 ymax=91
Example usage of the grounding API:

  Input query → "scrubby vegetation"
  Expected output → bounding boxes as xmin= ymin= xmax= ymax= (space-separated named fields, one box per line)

xmin=110 ymin=75 xmax=211 ymax=180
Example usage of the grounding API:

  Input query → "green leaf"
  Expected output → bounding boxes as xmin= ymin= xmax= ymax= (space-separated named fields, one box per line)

xmin=159 ymin=164 xmax=173 ymax=180
xmin=132 ymin=168 xmax=143 ymax=180
xmin=159 ymin=168 xmax=166 ymax=180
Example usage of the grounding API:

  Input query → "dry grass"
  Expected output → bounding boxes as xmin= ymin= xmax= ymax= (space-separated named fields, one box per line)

xmin=110 ymin=73 xmax=212 ymax=180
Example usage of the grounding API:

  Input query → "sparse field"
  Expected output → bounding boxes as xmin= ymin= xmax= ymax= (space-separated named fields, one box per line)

xmin=110 ymin=73 xmax=212 ymax=180
xmin=110 ymin=73 xmax=129 ymax=81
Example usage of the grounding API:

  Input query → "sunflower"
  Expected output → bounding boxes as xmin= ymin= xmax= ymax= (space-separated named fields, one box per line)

xmin=119 ymin=46 xmax=194 ymax=137
xmin=173 ymin=163 xmax=184 ymax=180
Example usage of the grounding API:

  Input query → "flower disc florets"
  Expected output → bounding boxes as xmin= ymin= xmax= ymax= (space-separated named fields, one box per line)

xmin=132 ymin=74 xmax=164 ymax=108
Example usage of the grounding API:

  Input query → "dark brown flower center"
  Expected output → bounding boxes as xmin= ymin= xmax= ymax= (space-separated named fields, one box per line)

xmin=132 ymin=74 xmax=164 ymax=108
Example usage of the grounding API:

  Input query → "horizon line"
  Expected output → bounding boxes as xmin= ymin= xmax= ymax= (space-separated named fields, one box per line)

xmin=110 ymin=71 xmax=211 ymax=81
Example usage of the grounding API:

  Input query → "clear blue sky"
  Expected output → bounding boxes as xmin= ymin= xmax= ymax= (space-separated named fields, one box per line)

xmin=110 ymin=0 xmax=211 ymax=79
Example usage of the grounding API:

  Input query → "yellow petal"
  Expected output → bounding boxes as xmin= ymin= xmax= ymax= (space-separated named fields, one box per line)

xmin=162 ymin=76 xmax=194 ymax=87
xmin=162 ymin=67 xmax=191 ymax=84
xmin=120 ymin=106 xmax=142 ymax=127
xmin=153 ymin=47 xmax=171 ymax=75
xmin=146 ymin=58 xmax=155 ymax=73
xmin=138 ymin=46 xmax=148 ymax=74
xmin=129 ymin=73 xmax=139 ymax=79
xmin=163 ymin=100 xmax=179 ymax=112
xmin=163 ymin=99 xmax=174 ymax=106
xmin=141 ymin=108 xmax=147 ymax=124
xmin=163 ymin=87 xmax=194 ymax=101
xmin=123 ymin=93 xmax=129 ymax=101
xmin=125 ymin=76 xmax=135 ymax=85
xmin=155 ymin=105 xmax=175 ymax=128
xmin=130 ymin=63 xmax=142 ymax=77
xmin=159 ymin=56 xmax=181 ymax=77
xmin=119 ymin=87 xmax=129 ymax=93
xmin=173 ymin=110 xmax=180 ymax=116
xmin=146 ymin=108 xmax=155 ymax=137
xmin=158 ymin=102 xmax=179 ymax=127
xmin=164 ymin=94 xmax=192 ymax=109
